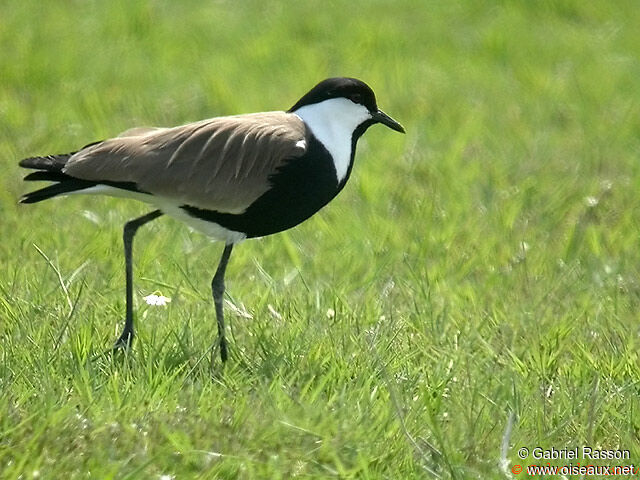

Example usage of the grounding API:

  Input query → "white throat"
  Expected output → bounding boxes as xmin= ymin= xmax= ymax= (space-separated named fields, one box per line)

xmin=294 ymin=98 xmax=371 ymax=183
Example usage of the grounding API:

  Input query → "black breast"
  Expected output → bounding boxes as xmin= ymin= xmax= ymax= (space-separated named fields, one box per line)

xmin=181 ymin=135 xmax=345 ymax=238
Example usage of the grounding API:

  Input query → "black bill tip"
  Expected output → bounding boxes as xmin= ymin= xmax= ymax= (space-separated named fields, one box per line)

xmin=372 ymin=109 xmax=405 ymax=133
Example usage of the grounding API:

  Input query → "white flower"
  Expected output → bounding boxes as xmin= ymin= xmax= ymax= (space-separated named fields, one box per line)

xmin=585 ymin=196 xmax=599 ymax=207
xmin=144 ymin=294 xmax=172 ymax=306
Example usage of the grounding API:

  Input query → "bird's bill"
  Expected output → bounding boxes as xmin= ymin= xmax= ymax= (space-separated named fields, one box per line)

xmin=372 ymin=109 xmax=405 ymax=133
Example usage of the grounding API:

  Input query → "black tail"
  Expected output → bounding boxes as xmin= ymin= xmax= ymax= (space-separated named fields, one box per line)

xmin=19 ymin=154 xmax=71 ymax=172
xmin=19 ymin=153 xmax=97 ymax=204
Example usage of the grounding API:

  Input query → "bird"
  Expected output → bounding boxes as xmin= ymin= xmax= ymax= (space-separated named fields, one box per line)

xmin=18 ymin=77 xmax=405 ymax=365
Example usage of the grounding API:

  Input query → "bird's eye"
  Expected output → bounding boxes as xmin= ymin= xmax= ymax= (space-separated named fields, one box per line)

xmin=349 ymin=93 xmax=363 ymax=104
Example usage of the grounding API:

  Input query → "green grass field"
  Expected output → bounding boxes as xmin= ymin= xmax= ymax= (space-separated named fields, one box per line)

xmin=2 ymin=1 xmax=640 ymax=478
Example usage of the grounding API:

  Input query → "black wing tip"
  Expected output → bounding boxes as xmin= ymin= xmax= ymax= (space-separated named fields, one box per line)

xmin=19 ymin=188 xmax=60 ymax=204
xmin=19 ymin=156 xmax=44 ymax=169
xmin=19 ymin=153 xmax=73 ymax=171
xmin=19 ymin=178 xmax=98 ymax=204
xmin=23 ymin=171 xmax=70 ymax=183
xmin=19 ymin=195 xmax=42 ymax=204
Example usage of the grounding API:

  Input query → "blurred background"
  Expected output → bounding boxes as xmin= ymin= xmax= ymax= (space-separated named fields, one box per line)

xmin=1 ymin=1 xmax=640 ymax=478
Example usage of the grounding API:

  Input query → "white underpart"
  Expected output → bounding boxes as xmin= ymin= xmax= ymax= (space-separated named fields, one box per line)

xmin=68 ymin=185 xmax=246 ymax=244
xmin=154 ymin=201 xmax=247 ymax=244
xmin=294 ymin=98 xmax=371 ymax=183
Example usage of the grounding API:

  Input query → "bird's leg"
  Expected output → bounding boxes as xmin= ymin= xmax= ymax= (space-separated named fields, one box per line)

xmin=211 ymin=243 xmax=234 ymax=365
xmin=114 ymin=209 xmax=163 ymax=350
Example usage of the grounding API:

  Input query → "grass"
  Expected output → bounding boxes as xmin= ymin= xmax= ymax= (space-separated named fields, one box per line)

xmin=1 ymin=0 xmax=640 ymax=478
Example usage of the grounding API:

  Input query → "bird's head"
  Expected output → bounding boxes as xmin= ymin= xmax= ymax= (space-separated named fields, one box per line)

xmin=289 ymin=77 xmax=405 ymax=136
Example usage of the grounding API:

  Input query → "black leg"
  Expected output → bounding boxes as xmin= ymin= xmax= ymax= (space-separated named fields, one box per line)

xmin=211 ymin=243 xmax=234 ymax=364
xmin=114 ymin=209 xmax=163 ymax=350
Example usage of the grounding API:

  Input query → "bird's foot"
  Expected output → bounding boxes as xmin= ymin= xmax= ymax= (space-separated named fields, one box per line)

xmin=210 ymin=337 xmax=228 ymax=377
xmin=89 ymin=329 xmax=134 ymax=363
xmin=113 ymin=329 xmax=134 ymax=352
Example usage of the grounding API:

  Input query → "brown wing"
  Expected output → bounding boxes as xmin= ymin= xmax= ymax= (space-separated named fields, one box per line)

xmin=63 ymin=112 xmax=308 ymax=213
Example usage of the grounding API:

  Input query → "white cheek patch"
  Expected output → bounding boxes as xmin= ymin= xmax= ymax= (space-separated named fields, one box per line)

xmin=294 ymin=98 xmax=371 ymax=183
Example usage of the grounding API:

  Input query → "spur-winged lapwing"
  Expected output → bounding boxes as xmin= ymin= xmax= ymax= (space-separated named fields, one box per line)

xmin=19 ymin=77 xmax=405 ymax=364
